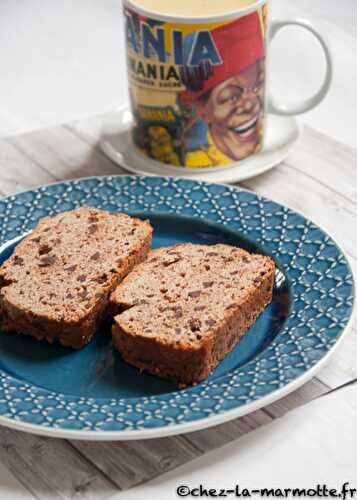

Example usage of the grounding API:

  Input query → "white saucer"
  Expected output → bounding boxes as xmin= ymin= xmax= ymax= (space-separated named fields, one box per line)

xmin=100 ymin=106 xmax=301 ymax=184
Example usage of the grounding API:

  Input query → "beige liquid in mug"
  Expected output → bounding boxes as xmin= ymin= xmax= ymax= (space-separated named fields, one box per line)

xmin=129 ymin=0 xmax=257 ymax=17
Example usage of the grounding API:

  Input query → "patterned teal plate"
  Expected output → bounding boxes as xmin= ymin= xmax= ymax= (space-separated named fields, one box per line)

xmin=0 ymin=176 xmax=354 ymax=440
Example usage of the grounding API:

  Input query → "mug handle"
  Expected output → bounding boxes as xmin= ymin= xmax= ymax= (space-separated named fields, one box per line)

xmin=268 ymin=19 xmax=333 ymax=116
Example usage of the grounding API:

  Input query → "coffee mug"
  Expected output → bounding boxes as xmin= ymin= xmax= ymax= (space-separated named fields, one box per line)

xmin=123 ymin=0 xmax=332 ymax=170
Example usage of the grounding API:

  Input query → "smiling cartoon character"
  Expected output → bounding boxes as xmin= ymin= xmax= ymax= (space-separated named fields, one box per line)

xmin=180 ymin=13 xmax=265 ymax=168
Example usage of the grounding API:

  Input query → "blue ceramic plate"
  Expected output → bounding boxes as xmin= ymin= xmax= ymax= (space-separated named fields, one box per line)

xmin=0 ymin=176 xmax=354 ymax=440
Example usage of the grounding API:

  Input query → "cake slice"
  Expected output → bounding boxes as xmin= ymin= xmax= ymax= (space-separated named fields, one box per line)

xmin=0 ymin=208 xmax=152 ymax=348
xmin=110 ymin=244 xmax=275 ymax=385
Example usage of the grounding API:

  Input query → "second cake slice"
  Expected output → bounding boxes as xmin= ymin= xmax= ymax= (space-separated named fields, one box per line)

xmin=110 ymin=243 xmax=275 ymax=385
xmin=0 ymin=208 xmax=152 ymax=348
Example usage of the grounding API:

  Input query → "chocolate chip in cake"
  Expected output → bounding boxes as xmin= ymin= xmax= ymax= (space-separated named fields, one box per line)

xmin=88 ymin=214 xmax=99 ymax=223
xmin=88 ymin=224 xmax=98 ymax=235
xmin=78 ymin=289 xmax=89 ymax=300
xmin=189 ymin=318 xmax=201 ymax=332
xmin=38 ymin=255 xmax=56 ymax=267
xmin=95 ymin=274 xmax=108 ymax=284
xmin=65 ymin=264 xmax=77 ymax=273
xmin=205 ymin=319 xmax=216 ymax=327
xmin=163 ymin=258 xmax=181 ymax=267
xmin=173 ymin=306 xmax=183 ymax=319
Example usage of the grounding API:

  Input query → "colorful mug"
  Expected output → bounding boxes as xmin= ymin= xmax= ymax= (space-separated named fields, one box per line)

xmin=123 ymin=0 xmax=332 ymax=170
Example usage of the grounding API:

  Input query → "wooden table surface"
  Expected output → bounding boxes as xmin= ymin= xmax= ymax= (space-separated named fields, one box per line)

xmin=0 ymin=114 xmax=356 ymax=499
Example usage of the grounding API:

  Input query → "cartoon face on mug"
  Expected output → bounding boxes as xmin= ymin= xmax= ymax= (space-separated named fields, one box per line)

xmin=197 ymin=60 xmax=265 ymax=162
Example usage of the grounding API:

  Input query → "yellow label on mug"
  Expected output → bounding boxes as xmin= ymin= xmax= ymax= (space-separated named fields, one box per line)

xmin=124 ymin=4 xmax=268 ymax=169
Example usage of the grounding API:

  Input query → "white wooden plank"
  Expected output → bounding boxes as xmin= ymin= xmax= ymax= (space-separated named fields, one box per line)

xmin=0 ymin=140 xmax=56 ymax=195
xmin=0 ymin=427 xmax=117 ymax=500
xmin=177 ymin=410 xmax=273 ymax=454
xmin=0 ymin=461 xmax=33 ymax=500
xmin=291 ymin=127 xmax=357 ymax=203
xmin=72 ymin=415 xmax=272 ymax=491
xmin=72 ymin=411 xmax=273 ymax=490
xmin=182 ymin=379 xmax=329 ymax=453
xmin=7 ymin=126 xmax=124 ymax=184
xmin=263 ymin=378 xmax=330 ymax=418
xmin=73 ymin=435 xmax=199 ymax=491
xmin=66 ymin=116 xmax=110 ymax=149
